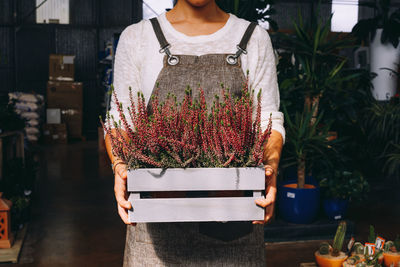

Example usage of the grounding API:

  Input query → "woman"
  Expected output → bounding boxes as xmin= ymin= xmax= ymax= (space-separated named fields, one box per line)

xmin=105 ymin=0 xmax=284 ymax=266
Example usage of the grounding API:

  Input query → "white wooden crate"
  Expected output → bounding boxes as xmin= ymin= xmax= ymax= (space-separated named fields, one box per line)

xmin=127 ymin=167 xmax=265 ymax=223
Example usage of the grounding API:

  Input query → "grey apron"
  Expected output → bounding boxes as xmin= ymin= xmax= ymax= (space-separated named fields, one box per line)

xmin=123 ymin=18 xmax=265 ymax=267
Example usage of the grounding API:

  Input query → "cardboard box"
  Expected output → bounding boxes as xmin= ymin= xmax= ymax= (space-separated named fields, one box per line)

xmin=49 ymin=54 xmax=75 ymax=81
xmin=61 ymin=109 xmax=82 ymax=138
xmin=43 ymin=124 xmax=68 ymax=144
xmin=47 ymin=81 xmax=83 ymax=138
xmin=47 ymin=81 xmax=82 ymax=109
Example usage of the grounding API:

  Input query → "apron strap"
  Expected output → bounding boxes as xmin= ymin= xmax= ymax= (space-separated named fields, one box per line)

xmin=238 ymin=22 xmax=258 ymax=52
xmin=150 ymin=17 xmax=180 ymax=65
xmin=226 ymin=22 xmax=258 ymax=65
xmin=150 ymin=17 xmax=169 ymax=50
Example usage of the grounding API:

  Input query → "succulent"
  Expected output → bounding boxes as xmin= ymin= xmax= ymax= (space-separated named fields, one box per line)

xmin=383 ymin=241 xmax=395 ymax=252
xmin=353 ymin=242 xmax=365 ymax=255
xmin=384 ymin=237 xmax=400 ymax=253
xmin=364 ymin=249 xmax=383 ymax=266
xmin=319 ymin=242 xmax=331 ymax=255
xmin=332 ymin=221 xmax=347 ymax=256
xmin=347 ymin=255 xmax=361 ymax=265
xmin=356 ymin=263 xmax=366 ymax=267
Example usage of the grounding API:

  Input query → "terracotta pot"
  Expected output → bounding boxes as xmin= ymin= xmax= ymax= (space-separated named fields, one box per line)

xmin=383 ymin=252 xmax=400 ymax=267
xmin=314 ymin=251 xmax=348 ymax=267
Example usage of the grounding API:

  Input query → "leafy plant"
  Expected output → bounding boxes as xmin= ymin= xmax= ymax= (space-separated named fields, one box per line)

xmin=217 ymin=0 xmax=278 ymax=30
xmin=102 ymin=82 xmax=272 ymax=169
xmin=360 ymin=96 xmax=400 ymax=180
xmin=319 ymin=170 xmax=370 ymax=202
xmin=281 ymin=105 xmax=333 ymax=188
xmin=277 ymin=4 xmax=357 ymax=119
xmin=352 ymin=0 xmax=400 ymax=48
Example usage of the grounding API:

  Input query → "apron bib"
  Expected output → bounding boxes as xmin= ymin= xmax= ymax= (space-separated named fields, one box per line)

xmin=123 ymin=18 xmax=265 ymax=267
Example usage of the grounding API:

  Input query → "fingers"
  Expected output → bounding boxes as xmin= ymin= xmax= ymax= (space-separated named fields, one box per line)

xmin=114 ymin=164 xmax=131 ymax=210
xmin=117 ymin=203 xmax=136 ymax=226
xmin=264 ymin=165 xmax=274 ymax=177
xmin=253 ymin=204 xmax=274 ymax=225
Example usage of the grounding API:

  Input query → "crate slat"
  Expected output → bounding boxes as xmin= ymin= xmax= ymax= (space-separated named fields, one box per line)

xmin=128 ymin=195 xmax=264 ymax=222
xmin=128 ymin=167 xmax=265 ymax=192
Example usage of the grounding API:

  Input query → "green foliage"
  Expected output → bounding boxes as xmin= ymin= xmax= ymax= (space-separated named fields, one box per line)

xmin=364 ymin=249 xmax=383 ymax=267
xmin=352 ymin=0 xmax=400 ymax=48
xmin=277 ymin=4 xmax=356 ymax=101
xmin=368 ymin=225 xmax=377 ymax=244
xmin=332 ymin=221 xmax=347 ymax=256
xmin=360 ymin=96 xmax=400 ymax=180
xmin=319 ymin=170 xmax=370 ymax=202
xmin=281 ymin=105 xmax=334 ymax=186
xmin=217 ymin=0 xmax=278 ymax=30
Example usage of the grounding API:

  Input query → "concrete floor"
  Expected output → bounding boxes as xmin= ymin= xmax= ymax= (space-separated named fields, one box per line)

xmin=1 ymin=140 xmax=399 ymax=267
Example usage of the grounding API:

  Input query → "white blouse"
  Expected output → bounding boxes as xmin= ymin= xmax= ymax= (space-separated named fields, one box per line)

xmin=110 ymin=12 xmax=285 ymax=142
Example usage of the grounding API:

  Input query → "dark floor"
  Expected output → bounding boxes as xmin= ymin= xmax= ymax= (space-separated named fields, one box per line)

xmin=1 ymin=140 xmax=399 ymax=267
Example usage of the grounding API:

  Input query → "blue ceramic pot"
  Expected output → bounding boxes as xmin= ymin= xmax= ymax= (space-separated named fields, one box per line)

xmin=323 ymin=198 xmax=348 ymax=220
xmin=277 ymin=178 xmax=320 ymax=224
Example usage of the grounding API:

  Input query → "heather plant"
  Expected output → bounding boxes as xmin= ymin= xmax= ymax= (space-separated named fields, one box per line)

xmin=101 ymin=81 xmax=272 ymax=170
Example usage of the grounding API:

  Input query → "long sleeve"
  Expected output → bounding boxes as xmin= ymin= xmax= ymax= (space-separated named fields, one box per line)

xmin=249 ymin=26 xmax=285 ymax=143
xmin=108 ymin=24 xmax=143 ymax=130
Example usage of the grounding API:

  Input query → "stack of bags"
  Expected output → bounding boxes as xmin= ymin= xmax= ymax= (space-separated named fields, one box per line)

xmin=8 ymin=92 xmax=45 ymax=142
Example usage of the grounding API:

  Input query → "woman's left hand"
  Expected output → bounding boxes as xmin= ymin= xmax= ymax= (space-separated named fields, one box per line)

xmin=253 ymin=165 xmax=277 ymax=225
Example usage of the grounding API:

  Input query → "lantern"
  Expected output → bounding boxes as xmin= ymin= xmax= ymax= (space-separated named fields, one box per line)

xmin=0 ymin=192 xmax=13 ymax=248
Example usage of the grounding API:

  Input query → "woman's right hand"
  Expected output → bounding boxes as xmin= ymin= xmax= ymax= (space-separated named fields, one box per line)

xmin=114 ymin=162 xmax=135 ymax=225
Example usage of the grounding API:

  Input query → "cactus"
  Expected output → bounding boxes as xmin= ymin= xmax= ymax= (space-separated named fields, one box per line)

xmin=347 ymin=255 xmax=361 ymax=265
xmin=332 ymin=221 xmax=347 ymax=256
xmin=368 ymin=225 xmax=377 ymax=243
xmin=384 ymin=241 xmax=395 ymax=252
xmin=353 ymin=242 xmax=365 ymax=255
xmin=319 ymin=242 xmax=330 ymax=255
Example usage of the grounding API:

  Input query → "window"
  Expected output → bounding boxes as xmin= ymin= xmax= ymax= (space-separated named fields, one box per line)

xmin=36 ymin=0 xmax=69 ymax=24
xmin=331 ymin=0 xmax=359 ymax=32
xmin=143 ymin=0 xmax=174 ymax=20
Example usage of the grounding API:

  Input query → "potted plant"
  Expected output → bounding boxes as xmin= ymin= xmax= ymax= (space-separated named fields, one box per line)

xmin=352 ymin=0 xmax=400 ymax=100
xmin=319 ymin=169 xmax=370 ymax=220
xmin=102 ymin=83 xmax=273 ymax=222
xmin=383 ymin=236 xmax=400 ymax=267
xmin=315 ymin=221 xmax=348 ymax=267
xmin=277 ymin=107 xmax=331 ymax=224
xmin=276 ymin=6 xmax=360 ymax=224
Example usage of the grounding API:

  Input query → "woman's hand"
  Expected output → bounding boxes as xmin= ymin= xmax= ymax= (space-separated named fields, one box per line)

xmin=114 ymin=162 xmax=135 ymax=225
xmin=253 ymin=165 xmax=277 ymax=225
xmin=252 ymin=129 xmax=283 ymax=225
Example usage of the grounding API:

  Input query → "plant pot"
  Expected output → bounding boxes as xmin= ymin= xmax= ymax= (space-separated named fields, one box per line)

xmin=314 ymin=251 xmax=348 ymax=267
xmin=323 ymin=198 xmax=349 ymax=220
xmin=277 ymin=178 xmax=320 ymax=224
xmin=370 ymin=28 xmax=400 ymax=100
xmin=127 ymin=167 xmax=265 ymax=223
xmin=383 ymin=252 xmax=400 ymax=267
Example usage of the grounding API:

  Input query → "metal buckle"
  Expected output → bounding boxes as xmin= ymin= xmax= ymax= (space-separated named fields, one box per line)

xmin=159 ymin=45 xmax=180 ymax=65
xmin=167 ymin=55 xmax=179 ymax=65
xmin=226 ymin=55 xmax=238 ymax=65
xmin=226 ymin=45 xmax=247 ymax=65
